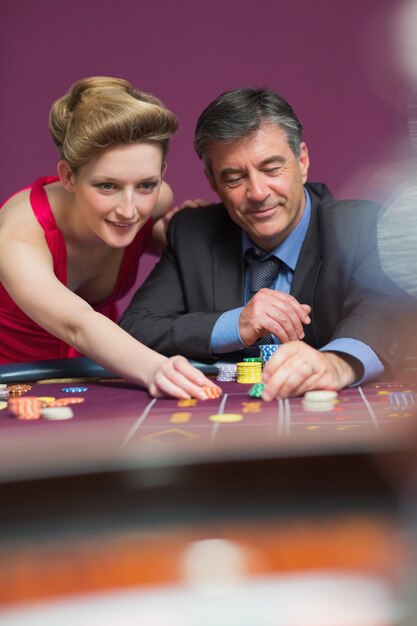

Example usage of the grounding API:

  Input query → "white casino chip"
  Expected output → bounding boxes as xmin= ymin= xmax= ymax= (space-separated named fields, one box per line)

xmin=303 ymin=390 xmax=338 ymax=402
xmin=41 ymin=407 xmax=74 ymax=421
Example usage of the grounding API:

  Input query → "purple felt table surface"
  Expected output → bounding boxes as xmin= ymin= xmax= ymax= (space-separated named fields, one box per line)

xmin=1 ymin=376 xmax=416 ymax=483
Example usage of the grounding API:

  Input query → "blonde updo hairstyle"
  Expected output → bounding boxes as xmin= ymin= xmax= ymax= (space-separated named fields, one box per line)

xmin=49 ymin=76 xmax=178 ymax=173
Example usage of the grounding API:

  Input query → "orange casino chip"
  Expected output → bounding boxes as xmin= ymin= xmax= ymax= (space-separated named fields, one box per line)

xmin=8 ymin=396 xmax=41 ymax=420
xmin=50 ymin=397 xmax=85 ymax=407
xmin=201 ymin=385 xmax=222 ymax=400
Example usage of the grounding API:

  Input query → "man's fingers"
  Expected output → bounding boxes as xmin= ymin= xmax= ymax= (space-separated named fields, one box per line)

xmin=261 ymin=342 xmax=329 ymax=400
xmin=240 ymin=290 xmax=311 ymax=345
xmin=240 ymin=289 xmax=310 ymax=345
xmin=266 ymin=308 xmax=306 ymax=341
xmin=261 ymin=344 xmax=352 ymax=400
xmin=266 ymin=290 xmax=311 ymax=324
xmin=262 ymin=355 xmax=314 ymax=400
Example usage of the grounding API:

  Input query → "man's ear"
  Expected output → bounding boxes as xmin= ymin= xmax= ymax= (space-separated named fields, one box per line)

xmin=298 ymin=142 xmax=310 ymax=184
xmin=161 ymin=161 xmax=168 ymax=177
xmin=57 ymin=161 xmax=75 ymax=191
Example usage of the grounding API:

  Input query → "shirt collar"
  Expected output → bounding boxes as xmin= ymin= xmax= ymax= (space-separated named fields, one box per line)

xmin=242 ymin=188 xmax=311 ymax=271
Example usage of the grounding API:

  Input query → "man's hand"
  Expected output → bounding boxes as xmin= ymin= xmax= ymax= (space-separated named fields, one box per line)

xmin=262 ymin=341 xmax=357 ymax=400
xmin=239 ymin=289 xmax=311 ymax=345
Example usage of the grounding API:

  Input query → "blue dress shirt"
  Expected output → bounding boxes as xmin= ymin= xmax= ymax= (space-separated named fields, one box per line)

xmin=210 ymin=189 xmax=384 ymax=384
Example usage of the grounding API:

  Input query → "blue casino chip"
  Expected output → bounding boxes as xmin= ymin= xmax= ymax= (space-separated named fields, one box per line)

xmin=259 ymin=344 xmax=280 ymax=365
xmin=62 ymin=386 xmax=88 ymax=393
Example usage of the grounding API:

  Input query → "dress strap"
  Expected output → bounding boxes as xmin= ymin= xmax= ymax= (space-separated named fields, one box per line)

xmin=29 ymin=177 xmax=67 ymax=284
xmin=29 ymin=176 xmax=59 ymax=233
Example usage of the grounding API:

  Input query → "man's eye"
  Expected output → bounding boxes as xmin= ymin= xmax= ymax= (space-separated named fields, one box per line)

xmin=97 ymin=183 xmax=115 ymax=190
xmin=226 ymin=177 xmax=242 ymax=186
xmin=264 ymin=168 xmax=280 ymax=175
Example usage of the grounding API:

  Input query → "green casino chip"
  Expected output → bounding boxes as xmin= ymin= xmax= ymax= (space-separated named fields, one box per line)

xmin=248 ymin=383 xmax=265 ymax=398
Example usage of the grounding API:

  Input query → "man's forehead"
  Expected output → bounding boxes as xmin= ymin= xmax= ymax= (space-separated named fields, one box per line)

xmin=208 ymin=126 xmax=291 ymax=173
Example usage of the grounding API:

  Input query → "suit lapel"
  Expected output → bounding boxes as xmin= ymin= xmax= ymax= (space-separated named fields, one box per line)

xmin=291 ymin=190 xmax=322 ymax=345
xmin=212 ymin=219 xmax=245 ymax=310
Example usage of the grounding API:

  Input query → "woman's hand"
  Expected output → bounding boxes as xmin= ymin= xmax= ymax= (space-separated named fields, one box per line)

xmin=149 ymin=198 xmax=213 ymax=254
xmin=147 ymin=354 xmax=221 ymax=400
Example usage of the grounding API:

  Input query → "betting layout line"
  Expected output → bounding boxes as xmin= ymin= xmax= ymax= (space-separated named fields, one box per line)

xmin=210 ymin=393 xmax=228 ymax=442
xmin=284 ymin=398 xmax=291 ymax=436
xmin=357 ymin=386 xmax=380 ymax=432
xmin=120 ymin=398 xmax=158 ymax=448
xmin=277 ymin=398 xmax=291 ymax=437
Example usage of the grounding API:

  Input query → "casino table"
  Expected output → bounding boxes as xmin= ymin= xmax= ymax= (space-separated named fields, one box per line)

xmin=1 ymin=358 xmax=417 ymax=625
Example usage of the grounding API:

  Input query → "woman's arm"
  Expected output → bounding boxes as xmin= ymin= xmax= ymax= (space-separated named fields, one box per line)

xmin=0 ymin=196 xmax=218 ymax=399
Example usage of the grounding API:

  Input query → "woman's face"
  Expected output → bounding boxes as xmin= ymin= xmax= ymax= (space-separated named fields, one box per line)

xmin=65 ymin=142 xmax=165 ymax=248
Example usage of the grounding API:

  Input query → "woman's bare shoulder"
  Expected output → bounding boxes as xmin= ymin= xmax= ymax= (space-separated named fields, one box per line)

xmin=0 ymin=187 xmax=43 ymax=239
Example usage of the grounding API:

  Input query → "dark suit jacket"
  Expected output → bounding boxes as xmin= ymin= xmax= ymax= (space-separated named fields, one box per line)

xmin=120 ymin=183 xmax=409 ymax=373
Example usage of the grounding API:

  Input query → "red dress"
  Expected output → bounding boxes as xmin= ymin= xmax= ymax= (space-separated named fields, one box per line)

xmin=0 ymin=177 xmax=153 ymax=363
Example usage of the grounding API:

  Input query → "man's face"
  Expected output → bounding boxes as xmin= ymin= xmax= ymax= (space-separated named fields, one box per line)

xmin=206 ymin=123 xmax=309 ymax=252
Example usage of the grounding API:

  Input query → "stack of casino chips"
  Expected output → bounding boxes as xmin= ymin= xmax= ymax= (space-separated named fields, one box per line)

xmin=236 ymin=358 xmax=262 ymax=384
xmin=0 ymin=384 xmax=9 ymax=400
xmin=216 ymin=364 xmax=237 ymax=382
xmin=260 ymin=344 xmax=280 ymax=367
xmin=5 ymin=384 xmax=81 ymax=420
xmin=8 ymin=396 xmax=42 ymax=420
xmin=0 ymin=384 xmax=9 ymax=411
xmin=7 ymin=384 xmax=32 ymax=397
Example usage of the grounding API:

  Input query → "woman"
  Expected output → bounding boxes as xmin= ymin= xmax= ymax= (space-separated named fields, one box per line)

xmin=0 ymin=76 xmax=218 ymax=400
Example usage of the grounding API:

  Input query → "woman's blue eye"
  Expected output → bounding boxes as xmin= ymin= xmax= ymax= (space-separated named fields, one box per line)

xmin=140 ymin=182 xmax=157 ymax=191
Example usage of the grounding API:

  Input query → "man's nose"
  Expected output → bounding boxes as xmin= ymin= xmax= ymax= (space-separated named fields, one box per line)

xmin=246 ymin=174 xmax=269 ymax=202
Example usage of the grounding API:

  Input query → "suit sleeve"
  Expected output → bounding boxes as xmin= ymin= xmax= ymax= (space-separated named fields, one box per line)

xmin=321 ymin=203 xmax=416 ymax=374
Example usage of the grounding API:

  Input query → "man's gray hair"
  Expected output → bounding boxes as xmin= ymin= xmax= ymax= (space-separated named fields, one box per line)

xmin=194 ymin=87 xmax=303 ymax=178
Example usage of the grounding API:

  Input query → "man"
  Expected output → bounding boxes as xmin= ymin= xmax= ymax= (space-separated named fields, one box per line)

xmin=120 ymin=88 xmax=409 ymax=400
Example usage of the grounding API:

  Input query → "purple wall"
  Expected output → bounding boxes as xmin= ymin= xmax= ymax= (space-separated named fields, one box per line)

xmin=1 ymin=0 xmax=413 ymax=309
